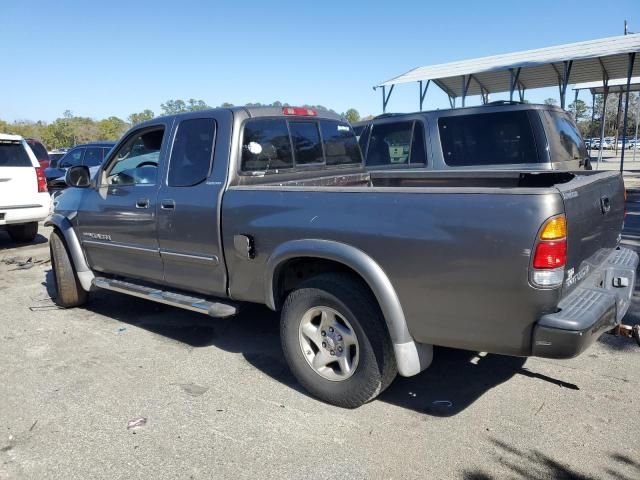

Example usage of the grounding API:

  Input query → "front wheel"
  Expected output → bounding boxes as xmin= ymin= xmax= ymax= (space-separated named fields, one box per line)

xmin=280 ymin=273 xmax=397 ymax=408
xmin=50 ymin=230 xmax=88 ymax=308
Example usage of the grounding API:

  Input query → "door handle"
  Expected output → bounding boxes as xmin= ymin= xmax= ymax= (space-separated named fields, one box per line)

xmin=136 ymin=198 xmax=150 ymax=209
xmin=601 ymin=196 xmax=611 ymax=214
xmin=161 ymin=199 xmax=176 ymax=210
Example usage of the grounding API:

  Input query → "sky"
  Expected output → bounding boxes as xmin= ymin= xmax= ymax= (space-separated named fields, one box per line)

xmin=0 ymin=0 xmax=637 ymax=123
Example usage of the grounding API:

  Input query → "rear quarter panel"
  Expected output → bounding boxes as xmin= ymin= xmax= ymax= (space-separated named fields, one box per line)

xmin=222 ymin=186 xmax=565 ymax=356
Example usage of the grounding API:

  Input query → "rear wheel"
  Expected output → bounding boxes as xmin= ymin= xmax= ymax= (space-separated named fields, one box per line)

xmin=7 ymin=222 xmax=38 ymax=243
xmin=281 ymin=273 xmax=397 ymax=408
xmin=50 ymin=230 xmax=87 ymax=308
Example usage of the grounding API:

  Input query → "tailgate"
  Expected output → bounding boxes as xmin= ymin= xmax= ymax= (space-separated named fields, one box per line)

xmin=0 ymin=166 xmax=39 ymax=207
xmin=555 ymin=171 xmax=625 ymax=296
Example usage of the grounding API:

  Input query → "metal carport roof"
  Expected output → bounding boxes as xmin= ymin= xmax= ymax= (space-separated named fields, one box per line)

xmin=573 ymin=76 xmax=640 ymax=94
xmin=376 ymin=33 xmax=640 ymax=110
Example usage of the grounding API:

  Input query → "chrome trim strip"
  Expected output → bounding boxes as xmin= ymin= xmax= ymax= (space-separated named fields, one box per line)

xmin=0 ymin=204 xmax=42 ymax=210
xmin=82 ymin=239 xmax=159 ymax=255
xmin=160 ymin=250 xmax=219 ymax=265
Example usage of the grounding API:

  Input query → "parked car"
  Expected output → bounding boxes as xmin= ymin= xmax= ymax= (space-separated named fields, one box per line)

xmin=356 ymin=102 xmax=592 ymax=170
xmin=48 ymin=106 xmax=637 ymax=408
xmin=25 ymin=138 xmax=51 ymax=168
xmin=45 ymin=142 xmax=115 ymax=190
xmin=48 ymin=149 xmax=69 ymax=167
xmin=0 ymin=134 xmax=51 ymax=242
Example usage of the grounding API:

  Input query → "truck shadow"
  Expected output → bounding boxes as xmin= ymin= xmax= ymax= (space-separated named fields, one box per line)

xmin=0 ymin=231 xmax=48 ymax=251
xmin=72 ymin=288 xmax=578 ymax=415
xmin=463 ymin=438 xmax=640 ymax=479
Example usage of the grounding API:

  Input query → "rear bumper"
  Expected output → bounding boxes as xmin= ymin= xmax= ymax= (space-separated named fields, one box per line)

xmin=0 ymin=200 xmax=51 ymax=226
xmin=532 ymin=247 xmax=638 ymax=359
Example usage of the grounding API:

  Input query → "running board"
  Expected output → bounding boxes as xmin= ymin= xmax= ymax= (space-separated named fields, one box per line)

xmin=92 ymin=277 xmax=238 ymax=318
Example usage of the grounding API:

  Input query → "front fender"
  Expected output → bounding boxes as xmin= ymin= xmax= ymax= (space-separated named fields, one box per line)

xmin=265 ymin=239 xmax=432 ymax=376
xmin=45 ymin=213 xmax=94 ymax=291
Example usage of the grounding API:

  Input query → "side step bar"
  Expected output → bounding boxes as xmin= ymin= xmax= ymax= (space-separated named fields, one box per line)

xmin=93 ymin=277 xmax=238 ymax=318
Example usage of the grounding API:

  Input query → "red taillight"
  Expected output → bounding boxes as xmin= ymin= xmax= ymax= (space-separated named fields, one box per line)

xmin=282 ymin=107 xmax=317 ymax=116
xmin=35 ymin=167 xmax=47 ymax=193
xmin=533 ymin=240 xmax=567 ymax=269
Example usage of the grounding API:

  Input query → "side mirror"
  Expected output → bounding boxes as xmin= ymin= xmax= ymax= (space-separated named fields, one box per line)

xmin=65 ymin=165 xmax=91 ymax=188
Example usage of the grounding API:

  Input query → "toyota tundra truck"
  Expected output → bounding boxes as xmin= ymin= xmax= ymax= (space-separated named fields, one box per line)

xmin=47 ymin=106 xmax=638 ymax=408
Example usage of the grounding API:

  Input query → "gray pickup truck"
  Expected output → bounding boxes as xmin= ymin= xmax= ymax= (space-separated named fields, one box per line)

xmin=48 ymin=106 xmax=638 ymax=408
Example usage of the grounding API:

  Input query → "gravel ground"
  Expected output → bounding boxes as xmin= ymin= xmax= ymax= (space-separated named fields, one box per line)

xmin=1 ymin=192 xmax=639 ymax=480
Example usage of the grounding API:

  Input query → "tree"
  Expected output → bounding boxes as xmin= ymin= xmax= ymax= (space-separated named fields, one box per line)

xmin=344 ymin=108 xmax=360 ymax=124
xmin=97 ymin=116 xmax=127 ymax=140
xmin=219 ymin=102 xmax=234 ymax=108
xmin=568 ymin=99 xmax=589 ymax=122
xmin=128 ymin=109 xmax=155 ymax=125
xmin=187 ymin=98 xmax=210 ymax=111
xmin=160 ymin=98 xmax=210 ymax=114
xmin=160 ymin=99 xmax=187 ymax=115
xmin=544 ymin=98 xmax=558 ymax=106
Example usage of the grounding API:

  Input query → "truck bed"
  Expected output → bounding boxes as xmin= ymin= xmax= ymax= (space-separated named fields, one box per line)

xmin=225 ymin=169 xmax=624 ymax=356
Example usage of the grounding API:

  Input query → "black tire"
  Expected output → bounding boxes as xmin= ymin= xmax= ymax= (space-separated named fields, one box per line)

xmin=7 ymin=222 xmax=38 ymax=243
xmin=50 ymin=230 xmax=87 ymax=308
xmin=281 ymin=272 xmax=397 ymax=408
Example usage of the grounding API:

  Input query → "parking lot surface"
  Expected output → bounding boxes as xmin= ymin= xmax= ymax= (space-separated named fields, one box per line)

xmin=1 ymin=195 xmax=640 ymax=480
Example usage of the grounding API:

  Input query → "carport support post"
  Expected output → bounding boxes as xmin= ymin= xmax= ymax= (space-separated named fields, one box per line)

xmin=461 ymin=75 xmax=472 ymax=108
xmin=620 ymin=52 xmax=636 ymax=172
xmin=559 ymin=61 xmax=573 ymax=110
xmin=419 ymin=80 xmax=430 ymax=112
xmin=509 ymin=68 xmax=521 ymax=102
xmin=573 ymin=90 xmax=580 ymax=121
xmin=589 ymin=92 xmax=596 ymax=158
xmin=597 ymin=83 xmax=609 ymax=171
xmin=381 ymin=85 xmax=394 ymax=113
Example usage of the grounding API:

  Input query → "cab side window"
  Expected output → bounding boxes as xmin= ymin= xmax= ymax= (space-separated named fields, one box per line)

xmin=168 ymin=118 xmax=216 ymax=187
xmin=105 ymin=128 xmax=164 ymax=186
xmin=59 ymin=148 xmax=84 ymax=168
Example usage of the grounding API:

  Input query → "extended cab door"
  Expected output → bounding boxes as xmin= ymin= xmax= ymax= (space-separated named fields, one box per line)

xmin=156 ymin=110 xmax=232 ymax=296
xmin=76 ymin=122 xmax=171 ymax=283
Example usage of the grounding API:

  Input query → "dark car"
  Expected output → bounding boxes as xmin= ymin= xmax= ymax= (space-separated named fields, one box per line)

xmin=45 ymin=142 xmax=115 ymax=190
xmin=356 ymin=102 xmax=592 ymax=171
xmin=25 ymin=138 xmax=51 ymax=168
xmin=48 ymin=149 xmax=69 ymax=167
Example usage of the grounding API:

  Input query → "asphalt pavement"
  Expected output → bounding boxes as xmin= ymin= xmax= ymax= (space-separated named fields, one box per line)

xmin=1 ymin=188 xmax=640 ymax=479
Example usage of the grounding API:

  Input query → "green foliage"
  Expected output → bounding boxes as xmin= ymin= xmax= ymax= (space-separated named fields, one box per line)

xmin=568 ymin=99 xmax=589 ymax=122
xmin=1 ymin=98 xmax=360 ymax=150
xmin=128 ymin=110 xmax=155 ymax=125
xmin=97 ymin=116 xmax=128 ymax=140
xmin=160 ymin=98 xmax=210 ymax=115
xmin=344 ymin=108 xmax=360 ymax=124
xmin=543 ymin=98 xmax=558 ymax=106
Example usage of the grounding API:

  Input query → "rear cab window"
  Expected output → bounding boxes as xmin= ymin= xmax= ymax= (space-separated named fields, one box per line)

xmin=438 ymin=111 xmax=539 ymax=166
xmin=0 ymin=140 xmax=33 ymax=167
xmin=240 ymin=118 xmax=361 ymax=173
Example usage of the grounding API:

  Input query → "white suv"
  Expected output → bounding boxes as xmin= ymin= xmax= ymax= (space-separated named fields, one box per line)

xmin=0 ymin=134 xmax=51 ymax=243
